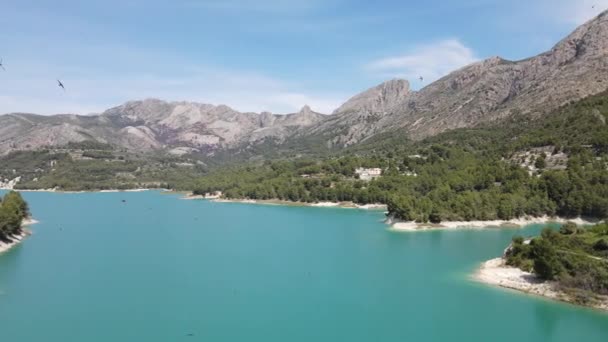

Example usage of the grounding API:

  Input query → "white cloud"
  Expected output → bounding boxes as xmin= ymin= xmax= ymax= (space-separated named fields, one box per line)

xmin=366 ymin=39 xmax=479 ymax=86
xmin=0 ymin=60 xmax=346 ymax=115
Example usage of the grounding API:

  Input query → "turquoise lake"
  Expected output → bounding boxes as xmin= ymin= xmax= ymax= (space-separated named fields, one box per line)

xmin=1 ymin=190 xmax=607 ymax=341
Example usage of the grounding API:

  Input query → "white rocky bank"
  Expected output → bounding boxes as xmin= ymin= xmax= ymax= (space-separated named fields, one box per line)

xmin=474 ymin=258 xmax=608 ymax=311
xmin=0 ymin=218 xmax=37 ymax=254
xmin=0 ymin=177 xmax=21 ymax=190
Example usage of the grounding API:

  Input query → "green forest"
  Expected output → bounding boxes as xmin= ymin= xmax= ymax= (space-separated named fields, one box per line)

xmin=0 ymin=191 xmax=29 ymax=241
xmin=506 ymin=223 xmax=608 ymax=304
xmin=192 ymin=91 xmax=608 ymax=223
xmin=1 ymin=149 xmax=206 ymax=191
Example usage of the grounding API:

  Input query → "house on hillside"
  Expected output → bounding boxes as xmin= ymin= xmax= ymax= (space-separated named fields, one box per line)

xmin=355 ymin=168 xmax=382 ymax=181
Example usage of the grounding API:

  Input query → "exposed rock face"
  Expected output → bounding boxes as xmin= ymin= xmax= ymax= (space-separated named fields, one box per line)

xmin=247 ymin=105 xmax=326 ymax=144
xmin=303 ymin=79 xmax=412 ymax=146
xmin=333 ymin=79 xmax=411 ymax=114
xmin=0 ymin=100 xmax=327 ymax=154
xmin=0 ymin=114 xmax=97 ymax=152
xmin=364 ymin=10 xmax=608 ymax=141
xmin=1 ymin=10 xmax=607 ymax=154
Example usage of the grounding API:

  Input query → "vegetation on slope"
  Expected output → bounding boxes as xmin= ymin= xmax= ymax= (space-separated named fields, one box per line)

xmin=192 ymin=91 xmax=608 ymax=222
xmin=1 ymin=147 xmax=207 ymax=191
xmin=506 ymin=223 xmax=608 ymax=304
xmin=0 ymin=191 xmax=29 ymax=241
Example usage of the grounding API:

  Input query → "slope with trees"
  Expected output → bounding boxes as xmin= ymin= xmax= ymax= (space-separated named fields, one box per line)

xmin=192 ymin=91 xmax=608 ymax=223
xmin=505 ymin=223 xmax=608 ymax=306
xmin=0 ymin=191 xmax=30 ymax=242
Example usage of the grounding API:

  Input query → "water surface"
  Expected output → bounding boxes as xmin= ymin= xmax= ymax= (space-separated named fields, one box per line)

xmin=1 ymin=191 xmax=607 ymax=341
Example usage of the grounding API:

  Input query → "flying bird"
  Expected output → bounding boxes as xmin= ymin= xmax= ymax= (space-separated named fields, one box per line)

xmin=0 ymin=58 xmax=5 ymax=71
xmin=57 ymin=79 xmax=65 ymax=91
xmin=419 ymin=76 xmax=424 ymax=82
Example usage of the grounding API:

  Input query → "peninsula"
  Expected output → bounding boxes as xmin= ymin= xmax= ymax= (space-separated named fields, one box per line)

xmin=475 ymin=223 xmax=608 ymax=311
xmin=0 ymin=191 xmax=33 ymax=254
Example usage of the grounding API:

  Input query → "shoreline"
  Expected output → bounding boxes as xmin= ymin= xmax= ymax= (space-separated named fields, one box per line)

xmin=196 ymin=196 xmax=388 ymax=210
xmin=473 ymin=257 xmax=608 ymax=312
xmin=387 ymin=216 xmax=600 ymax=232
xmin=5 ymin=188 xmax=161 ymax=193
xmin=213 ymin=198 xmax=387 ymax=210
xmin=0 ymin=218 xmax=38 ymax=255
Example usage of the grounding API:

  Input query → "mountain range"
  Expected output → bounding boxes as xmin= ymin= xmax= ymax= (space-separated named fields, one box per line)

xmin=1 ymin=10 xmax=607 ymax=157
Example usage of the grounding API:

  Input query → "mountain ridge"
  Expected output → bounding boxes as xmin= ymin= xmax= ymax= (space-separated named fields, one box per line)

xmin=1 ymin=10 xmax=607 ymax=155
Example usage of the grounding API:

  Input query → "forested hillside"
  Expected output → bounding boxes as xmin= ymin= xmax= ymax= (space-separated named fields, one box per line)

xmin=192 ymin=91 xmax=608 ymax=223
xmin=1 ymin=144 xmax=207 ymax=191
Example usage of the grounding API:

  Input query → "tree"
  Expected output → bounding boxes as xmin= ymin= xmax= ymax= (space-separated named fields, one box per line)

xmin=532 ymin=238 xmax=561 ymax=280
xmin=429 ymin=208 xmax=442 ymax=224
xmin=560 ymin=222 xmax=578 ymax=235
xmin=593 ymin=239 xmax=608 ymax=251
xmin=535 ymin=155 xmax=546 ymax=169
xmin=0 ymin=191 xmax=29 ymax=238
xmin=497 ymin=198 xmax=514 ymax=220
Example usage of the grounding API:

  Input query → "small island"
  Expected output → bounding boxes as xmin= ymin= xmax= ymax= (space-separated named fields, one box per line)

xmin=0 ymin=191 xmax=32 ymax=254
xmin=475 ymin=222 xmax=608 ymax=311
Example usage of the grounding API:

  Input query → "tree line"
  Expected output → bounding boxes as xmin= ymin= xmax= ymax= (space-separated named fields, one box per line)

xmin=0 ymin=191 xmax=29 ymax=240
xmin=193 ymin=91 xmax=608 ymax=223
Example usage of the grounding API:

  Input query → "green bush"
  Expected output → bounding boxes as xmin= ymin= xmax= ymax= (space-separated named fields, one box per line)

xmin=560 ymin=222 xmax=578 ymax=235
xmin=593 ymin=239 xmax=608 ymax=251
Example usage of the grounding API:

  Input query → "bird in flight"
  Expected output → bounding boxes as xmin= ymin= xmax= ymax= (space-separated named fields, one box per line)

xmin=57 ymin=79 xmax=66 ymax=91
xmin=419 ymin=76 xmax=424 ymax=82
xmin=0 ymin=58 xmax=5 ymax=71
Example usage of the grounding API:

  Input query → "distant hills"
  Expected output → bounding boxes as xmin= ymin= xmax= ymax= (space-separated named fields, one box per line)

xmin=1 ymin=10 xmax=607 ymax=157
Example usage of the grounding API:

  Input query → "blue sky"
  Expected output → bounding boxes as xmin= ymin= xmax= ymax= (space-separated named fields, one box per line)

xmin=0 ymin=0 xmax=606 ymax=115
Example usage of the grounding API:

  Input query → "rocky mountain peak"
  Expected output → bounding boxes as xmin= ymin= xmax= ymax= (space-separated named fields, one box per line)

xmin=102 ymin=98 xmax=174 ymax=125
xmin=280 ymin=105 xmax=325 ymax=127
xmin=259 ymin=111 xmax=275 ymax=127
xmin=549 ymin=9 xmax=608 ymax=64
xmin=298 ymin=105 xmax=314 ymax=116
xmin=333 ymin=79 xmax=411 ymax=114
xmin=2 ymin=11 xmax=608 ymax=156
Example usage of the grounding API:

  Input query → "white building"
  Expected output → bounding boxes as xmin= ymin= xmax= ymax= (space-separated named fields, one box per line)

xmin=355 ymin=168 xmax=382 ymax=181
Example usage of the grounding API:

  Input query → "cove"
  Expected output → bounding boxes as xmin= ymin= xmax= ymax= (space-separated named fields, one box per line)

xmin=1 ymin=190 xmax=607 ymax=342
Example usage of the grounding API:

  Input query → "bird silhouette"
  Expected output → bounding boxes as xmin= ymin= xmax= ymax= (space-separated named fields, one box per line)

xmin=0 ymin=58 xmax=5 ymax=71
xmin=419 ymin=76 xmax=424 ymax=82
xmin=57 ymin=79 xmax=66 ymax=91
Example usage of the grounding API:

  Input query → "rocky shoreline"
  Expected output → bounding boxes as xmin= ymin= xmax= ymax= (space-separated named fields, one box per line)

xmin=180 ymin=194 xmax=388 ymax=210
xmin=474 ymin=257 xmax=608 ymax=312
xmin=387 ymin=216 xmax=599 ymax=231
xmin=0 ymin=218 xmax=38 ymax=254
xmin=212 ymin=198 xmax=387 ymax=210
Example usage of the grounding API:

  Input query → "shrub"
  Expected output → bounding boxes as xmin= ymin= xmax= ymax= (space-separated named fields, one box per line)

xmin=560 ymin=222 xmax=578 ymax=235
xmin=532 ymin=239 xmax=561 ymax=280
xmin=593 ymin=239 xmax=608 ymax=251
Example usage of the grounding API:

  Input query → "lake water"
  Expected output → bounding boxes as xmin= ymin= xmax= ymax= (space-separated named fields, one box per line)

xmin=1 ymin=190 xmax=607 ymax=341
